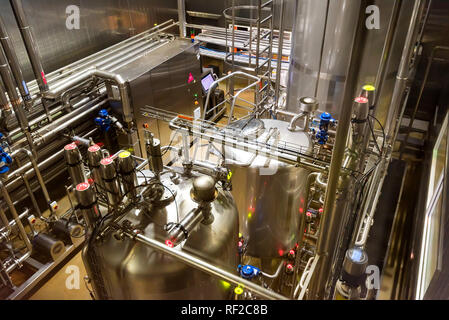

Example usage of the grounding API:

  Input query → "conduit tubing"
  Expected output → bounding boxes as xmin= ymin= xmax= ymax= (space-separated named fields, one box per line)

xmin=0 ymin=45 xmax=35 ymax=153
xmin=307 ymin=1 xmax=364 ymax=299
xmin=9 ymin=148 xmax=51 ymax=206
xmin=9 ymin=0 xmax=48 ymax=93
xmin=126 ymin=231 xmax=287 ymax=300
xmin=6 ymin=128 xmax=98 ymax=192
xmin=0 ymin=179 xmax=32 ymax=259
xmin=44 ymin=68 xmax=131 ymax=122
xmin=0 ymin=14 xmax=32 ymax=108
xmin=35 ymin=94 xmax=108 ymax=145
xmin=26 ymin=20 xmax=176 ymax=92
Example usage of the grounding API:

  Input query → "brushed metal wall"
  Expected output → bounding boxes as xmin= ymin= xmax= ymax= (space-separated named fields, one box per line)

xmin=0 ymin=0 xmax=178 ymax=82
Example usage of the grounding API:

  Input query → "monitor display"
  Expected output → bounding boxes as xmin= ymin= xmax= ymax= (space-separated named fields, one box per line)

xmin=201 ymin=73 xmax=215 ymax=92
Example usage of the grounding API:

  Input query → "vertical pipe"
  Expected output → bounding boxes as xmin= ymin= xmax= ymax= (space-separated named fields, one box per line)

xmin=9 ymin=0 xmax=49 ymax=93
xmin=0 ymin=179 xmax=32 ymax=253
xmin=307 ymin=1 xmax=365 ymax=299
xmin=177 ymin=0 xmax=186 ymax=38
xmin=0 ymin=78 xmax=11 ymax=118
xmin=0 ymin=14 xmax=32 ymax=108
xmin=384 ymin=0 xmax=425 ymax=140
xmin=274 ymin=0 xmax=286 ymax=105
xmin=0 ymin=45 xmax=35 ymax=154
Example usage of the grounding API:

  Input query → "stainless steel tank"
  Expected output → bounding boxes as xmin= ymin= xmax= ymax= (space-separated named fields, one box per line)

xmin=285 ymin=0 xmax=417 ymax=123
xmin=224 ymin=118 xmax=312 ymax=260
xmin=82 ymin=170 xmax=239 ymax=300
xmin=286 ymin=0 xmax=361 ymax=117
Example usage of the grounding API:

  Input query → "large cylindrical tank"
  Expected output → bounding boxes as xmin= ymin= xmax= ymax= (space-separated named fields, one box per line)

xmin=285 ymin=0 xmax=417 ymax=123
xmin=223 ymin=118 xmax=312 ymax=260
xmin=82 ymin=171 xmax=239 ymax=300
xmin=286 ymin=0 xmax=361 ymax=117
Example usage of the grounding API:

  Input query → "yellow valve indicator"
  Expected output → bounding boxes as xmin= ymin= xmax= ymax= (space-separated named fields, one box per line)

xmin=227 ymin=171 xmax=233 ymax=181
xmin=119 ymin=151 xmax=131 ymax=158
xmin=362 ymin=84 xmax=375 ymax=92
xmin=220 ymin=280 xmax=231 ymax=290
xmin=234 ymin=286 xmax=244 ymax=295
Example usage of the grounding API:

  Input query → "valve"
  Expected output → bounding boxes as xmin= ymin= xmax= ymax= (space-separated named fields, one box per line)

xmin=315 ymin=112 xmax=335 ymax=145
xmin=288 ymin=249 xmax=296 ymax=260
xmin=237 ymin=264 xmax=260 ymax=280
xmin=95 ymin=109 xmax=113 ymax=132
xmin=0 ymin=133 xmax=12 ymax=174
xmin=95 ymin=109 xmax=126 ymax=134
xmin=285 ymin=263 xmax=294 ymax=275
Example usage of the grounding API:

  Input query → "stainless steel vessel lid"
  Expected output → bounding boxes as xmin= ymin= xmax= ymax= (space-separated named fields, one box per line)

xmin=226 ymin=117 xmax=265 ymax=137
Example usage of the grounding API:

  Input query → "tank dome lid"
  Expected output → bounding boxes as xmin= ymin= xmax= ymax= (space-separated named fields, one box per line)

xmin=191 ymin=175 xmax=217 ymax=203
xmin=226 ymin=117 xmax=265 ymax=137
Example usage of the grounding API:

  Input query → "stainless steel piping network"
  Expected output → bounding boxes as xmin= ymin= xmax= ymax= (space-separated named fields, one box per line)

xmin=125 ymin=231 xmax=287 ymax=300
xmin=306 ymin=1 xmax=365 ymax=300
xmin=0 ymin=44 xmax=35 ymax=154
xmin=26 ymin=21 xmax=177 ymax=93
xmin=34 ymin=94 xmax=108 ymax=145
xmin=0 ymin=14 xmax=32 ymax=109
xmin=6 ymin=128 xmax=98 ymax=193
xmin=0 ymin=179 xmax=32 ymax=267
xmin=399 ymin=45 xmax=449 ymax=159
xmin=384 ymin=0 xmax=426 ymax=141
xmin=274 ymin=0 xmax=286 ymax=105
xmin=43 ymin=68 xmax=131 ymax=122
xmin=9 ymin=148 xmax=51 ymax=209
xmin=9 ymin=0 xmax=49 ymax=93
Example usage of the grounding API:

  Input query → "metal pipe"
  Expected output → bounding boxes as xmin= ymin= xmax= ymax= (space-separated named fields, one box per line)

xmin=167 ymin=207 xmax=203 ymax=246
xmin=399 ymin=45 xmax=449 ymax=159
xmin=43 ymin=68 xmax=131 ymax=122
xmin=126 ymin=231 xmax=287 ymax=300
xmin=0 ymin=205 xmax=11 ymax=237
xmin=373 ymin=0 xmax=402 ymax=107
xmin=26 ymin=20 xmax=176 ymax=92
xmin=14 ymin=157 xmax=41 ymax=217
xmin=307 ymin=1 xmax=364 ymax=299
xmin=384 ymin=0 xmax=426 ymax=139
xmin=0 ymin=44 xmax=35 ymax=153
xmin=0 ymin=14 xmax=32 ymax=109
xmin=0 ymin=78 xmax=11 ymax=121
xmin=9 ymin=148 xmax=52 ymax=206
xmin=9 ymin=0 xmax=49 ymax=93
xmin=0 ymin=179 xmax=32 ymax=253
xmin=178 ymin=0 xmax=187 ymax=38
xmin=35 ymin=95 xmax=108 ymax=145
xmin=274 ymin=0 xmax=286 ymax=105
xmin=6 ymin=128 xmax=97 ymax=193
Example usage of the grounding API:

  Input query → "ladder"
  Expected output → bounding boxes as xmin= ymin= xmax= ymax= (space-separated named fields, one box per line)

xmin=224 ymin=0 xmax=275 ymax=108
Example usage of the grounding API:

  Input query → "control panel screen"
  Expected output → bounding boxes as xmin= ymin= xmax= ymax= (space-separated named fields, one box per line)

xmin=201 ymin=73 xmax=215 ymax=93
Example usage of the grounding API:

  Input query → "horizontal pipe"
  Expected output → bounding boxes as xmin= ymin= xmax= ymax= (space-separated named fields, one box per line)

xmin=9 ymin=148 xmax=51 ymax=206
xmin=35 ymin=95 xmax=108 ymax=145
xmin=26 ymin=20 xmax=177 ymax=92
xmin=126 ymin=231 xmax=287 ymax=300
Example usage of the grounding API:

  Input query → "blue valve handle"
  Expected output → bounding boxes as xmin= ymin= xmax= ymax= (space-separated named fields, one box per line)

xmin=315 ymin=112 xmax=335 ymax=145
xmin=95 ymin=109 xmax=112 ymax=132
xmin=237 ymin=264 xmax=261 ymax=280
xmin=0 ymin=133 xmax=12 ymax=174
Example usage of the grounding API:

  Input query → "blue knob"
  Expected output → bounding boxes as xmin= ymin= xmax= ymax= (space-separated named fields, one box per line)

xmin=238 ymin=264 xmax=260 ymax=279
